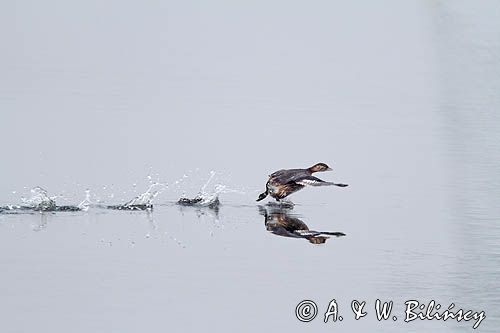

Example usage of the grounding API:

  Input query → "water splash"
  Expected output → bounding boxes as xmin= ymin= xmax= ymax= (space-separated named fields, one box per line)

xmin=0 ymin=204 xmax=22 ymax=213
xmin=21 ymin=187 xmax=57 ymax=211
xmin=176 ymin=171 xmax=242 ymax=208
xmin=78 ymin=189 xmax=92 ymax=211
xmin=15 ymin=187 xmax=81 ymax=212
xmin=177 ymin=172 xmax=217 ymax=208
xmin=177 ymin=195 xmax=220 ymax=208
xmin=200 ymin=171 xmax=216 ymax=194
xmin=110 ymin=181 xmax=167 ymax=211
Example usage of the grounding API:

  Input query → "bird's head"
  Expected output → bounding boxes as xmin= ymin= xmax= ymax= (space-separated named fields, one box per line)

xmin=308 ymin=162 xmax=332 ymax=173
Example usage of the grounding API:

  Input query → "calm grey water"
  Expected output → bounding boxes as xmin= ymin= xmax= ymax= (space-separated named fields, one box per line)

xmin=1 ymin=1 xmax=499 ymax=332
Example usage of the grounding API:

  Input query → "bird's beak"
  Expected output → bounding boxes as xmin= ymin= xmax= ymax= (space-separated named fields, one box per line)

xmin=326 ymin=167 xmax=333 ymax=171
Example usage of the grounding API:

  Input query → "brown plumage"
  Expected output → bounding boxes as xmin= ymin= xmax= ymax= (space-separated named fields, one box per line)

xmin=257 ymin=162 xmax=348 ymax=202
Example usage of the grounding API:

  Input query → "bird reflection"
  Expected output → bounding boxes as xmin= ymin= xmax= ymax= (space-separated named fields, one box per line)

xmin=258 ymin=205 xmax=345 ymax=244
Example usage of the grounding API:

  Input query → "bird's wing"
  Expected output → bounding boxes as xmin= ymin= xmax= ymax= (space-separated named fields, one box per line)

xmin=295 ymin=176 xmax=334 ymax=186
xmin=270 ymin=169 xmax=309 ymax=184
xmin=269 ymin=169 xmax=286 ymax=177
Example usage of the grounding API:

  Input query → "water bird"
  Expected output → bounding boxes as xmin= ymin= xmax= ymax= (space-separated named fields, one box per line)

xmin=257 ymin=163 xmax=348 ymax=202
xmin=259 ymin=206 xmax=346 ymax=244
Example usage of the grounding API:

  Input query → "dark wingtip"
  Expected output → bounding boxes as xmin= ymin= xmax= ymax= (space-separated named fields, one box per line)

xmin=324 ymin=231 xmax=346 ymax=237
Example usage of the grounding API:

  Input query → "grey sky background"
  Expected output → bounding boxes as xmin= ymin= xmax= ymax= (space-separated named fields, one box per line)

xmin=1 ymin=0 xmax=436 ymax=203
